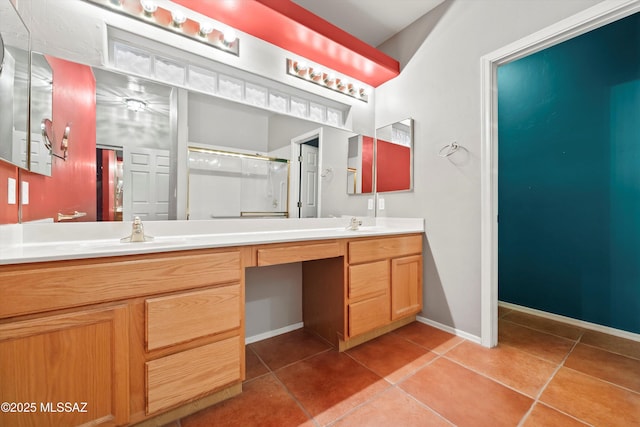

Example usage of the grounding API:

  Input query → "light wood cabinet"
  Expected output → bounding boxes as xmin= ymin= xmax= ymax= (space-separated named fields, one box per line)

xmin=0 ymin=232 xmax=421 ymax=425
xmin=303 ymin=233 xmax=423 ymax=351
xmin=391 ymin=255 xmax=423 ymax=320
xmin=0 ymin=304 xmax=129 ymax=427
xmin=0 ymin=247 xmax=244 ymax=427
xmin=344 ymin=234 xmax=423 ymax=343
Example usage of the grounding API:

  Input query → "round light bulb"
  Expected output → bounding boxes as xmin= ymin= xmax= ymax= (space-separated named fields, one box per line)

xmin=140 ymin=0 xmax=157 ymax=14
xmin=171 ymin=10 xmax=187 ymax=25
xmin=222 ymin=28 xmax=237 ymax=44
xmin=199 ymin=22 xmax=214 ymax=36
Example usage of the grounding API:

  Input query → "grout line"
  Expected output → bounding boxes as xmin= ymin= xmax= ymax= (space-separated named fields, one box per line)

xmin=500 ymin=316 xmax=583 ymax=343
xmin=516 ymin=336 xmax=581 ymax=427
xmin=270 ymin=371 xmax=320 ymax=427
xmin=324 ymin=384 xmax=395 ymax=426
xmin=561 ymin=365 xmax=640 ymax=396
xmin=395 ymin=383 xmax=456 ymax=427
xmin=441 ymin=354 xmax=538 ymax=400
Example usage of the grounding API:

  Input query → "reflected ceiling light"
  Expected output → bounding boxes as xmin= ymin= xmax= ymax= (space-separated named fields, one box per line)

xmin=84 ymin=0 xmax=240 ymax=56
xmin=324 ymin=73 xmax=336 ymax=87
xmin=125 ymin=98 xmax=147 ymax=112
xmin=199 ymin=22 xmax=214 ymax=37
xmin=286 ymin=59 xmax=369 ymax=102
xmin=140 ymin=0 xmax=157 ymax=16
xmin=293 ymin=61 xmax=308 ymax=76
xmin=220 ymin=28 xmax=237 ymax=47
xmin=309 ymin=68 xmax=323 ymax=81
xmin=171 ymin=10 xmax=187 ymax=27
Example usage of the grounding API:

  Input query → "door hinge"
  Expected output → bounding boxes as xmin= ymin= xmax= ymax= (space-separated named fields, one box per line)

xmin=298 ymin=155 xmax=303 ymax=162
xmin=297 ymin=201 xmax=302 ymax=208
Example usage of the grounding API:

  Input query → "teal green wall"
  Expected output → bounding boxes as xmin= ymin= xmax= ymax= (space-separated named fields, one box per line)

xmin=498 ymin=12 xmax=640 ymax=334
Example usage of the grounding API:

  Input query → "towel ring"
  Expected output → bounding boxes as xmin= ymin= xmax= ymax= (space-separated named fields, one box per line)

xmin=439 ymin=142 xmax=460 ymax=157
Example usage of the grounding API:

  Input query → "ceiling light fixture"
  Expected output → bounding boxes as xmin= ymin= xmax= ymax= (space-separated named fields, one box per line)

xmin=140 ymin=0 xmax=157 ymax=16
xmin=220 ymin=28 xmax=237 ymax=47
xmin=83 ymin=0 xmax=240 ymax=56
xmin=286 ymin=59 xmax=369 ymax=103
xmin=125 ymin=98 xmax=147 ymax=112
xmin=199 ymin=22 xmax=214 ymax=37
xmin=171 ymin=10 xmax=187 ymax=27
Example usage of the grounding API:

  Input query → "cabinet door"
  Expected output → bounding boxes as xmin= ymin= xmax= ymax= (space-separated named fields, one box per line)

xmin=391 ymin=255 xmax=423 ymax=320
xmin=0 ymin=305 xmax=129 ymax=427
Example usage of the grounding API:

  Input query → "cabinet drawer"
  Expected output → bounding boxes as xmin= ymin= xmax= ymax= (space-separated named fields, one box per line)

xmin=348 ymin=235 xmax=422 ymax=264
xmin=348 ymin=294 xmax=390 ymax=337
xmin=0 ymin=249 xmax=241 ymax=319
xmin=146 ymin=284 xmax=240 ymax=351
xmin=348 ymin=260 xmax=389 ymax=301
xmin=257 ymin=241 xmax=341 ymax=266
xmin=146 ymin=336 xmax=241 ymax=414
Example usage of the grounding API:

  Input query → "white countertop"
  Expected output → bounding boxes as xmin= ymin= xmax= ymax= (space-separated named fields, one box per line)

xmin=0 ymin=217 xmax=424 ymax=265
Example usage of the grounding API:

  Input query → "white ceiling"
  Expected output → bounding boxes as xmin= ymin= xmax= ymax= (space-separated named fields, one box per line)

xmin=292 ymin=0 xmax=446 ymax=47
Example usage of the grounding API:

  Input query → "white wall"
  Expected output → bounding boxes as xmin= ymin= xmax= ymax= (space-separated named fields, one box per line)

xmin=375 ymin=0 xmax=603 ymax=337
xmin=188 ymin=93 xmax=269 ymax=152
xmin=245 ymin=263 xmax=303 ymax=339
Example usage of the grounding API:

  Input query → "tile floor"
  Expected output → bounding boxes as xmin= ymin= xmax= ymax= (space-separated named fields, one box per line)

xmin=170 ymin=307 xmax=640 ymax=426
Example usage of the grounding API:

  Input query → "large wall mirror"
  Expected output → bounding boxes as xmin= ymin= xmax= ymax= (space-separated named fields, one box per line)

xmin=0 ymin=1 xmax=30 ymax=169
xmin=90 ymin=66 xmax=360 ymax=222
xmin=10 ymin=6 xmax=376 ymax=223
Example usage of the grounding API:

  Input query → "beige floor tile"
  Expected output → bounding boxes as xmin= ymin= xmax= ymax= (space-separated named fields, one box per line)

xmin=400 ymin=357 xmax=533 ymax=427
xmin=499 ymin=319 xmax=575 ymax=364
xmin=540 ymin=367 xmax=640 ymax=426
xmin=521 ymin=403 xmax=589 ymax=427
xmin=565 ymin=343 xmax=640 ymax=393
xmin=581 ymin=330 xmax=640 ymax=360
xmin=446 ymin=341 xmax=557 ymax=397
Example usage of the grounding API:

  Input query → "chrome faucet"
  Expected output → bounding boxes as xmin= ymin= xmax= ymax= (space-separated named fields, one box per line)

xmin=121 ymin=216 xmax=154 ymax=243
xmin=346 ymin=217 xmax=362 ymax=231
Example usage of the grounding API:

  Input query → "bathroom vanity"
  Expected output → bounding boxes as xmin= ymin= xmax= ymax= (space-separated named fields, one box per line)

xmin=0 ymin=218 xmax=423 ymax=426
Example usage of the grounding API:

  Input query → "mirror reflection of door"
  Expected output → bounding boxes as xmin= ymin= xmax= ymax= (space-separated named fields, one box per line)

xmin=123 ymin=146 xmax=170 ymax=221
xmin=298 ymin=139 xmax=319 ymax=218
xmin=96 ymin=146 xmax=123 ymax=221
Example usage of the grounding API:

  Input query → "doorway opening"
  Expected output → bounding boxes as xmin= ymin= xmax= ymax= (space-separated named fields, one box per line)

xmin=480 ymin=1 xmax=640 ymax=347
xmin=96 ymin=145 xmax=123 ymax=221
xmin=289 ymin=128 xmax=323 ymax=218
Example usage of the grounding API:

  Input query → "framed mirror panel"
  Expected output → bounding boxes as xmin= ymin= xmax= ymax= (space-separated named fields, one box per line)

xmin=0 ymin=1 xmax=30 ymax=169
xmin=375 ymin=118 xmax=413 ymax=193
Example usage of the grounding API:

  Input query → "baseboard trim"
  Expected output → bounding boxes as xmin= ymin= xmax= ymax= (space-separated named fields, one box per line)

xmin=499 ymin=301 xmax=640 ymax=343
xmin=245 ymin=322 xmax=304 ymax=344
xmin=416 ymin=315 xmax=482 ymax=345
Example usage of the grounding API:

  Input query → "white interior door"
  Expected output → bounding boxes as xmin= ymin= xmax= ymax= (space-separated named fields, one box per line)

xmin=123 ymin=147 xmax=170 ymax=221
xmin=299 ymin=143 xmax=318 ymax=218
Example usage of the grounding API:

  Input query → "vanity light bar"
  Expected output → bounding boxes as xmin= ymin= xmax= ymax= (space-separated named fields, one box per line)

xmin=85 ymin=0 xmax=239 ymax=56
xmin=286 ymin=59 xmax=369 ymax=103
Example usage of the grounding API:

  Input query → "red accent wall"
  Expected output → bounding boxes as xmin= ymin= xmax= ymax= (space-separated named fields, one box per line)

xmin=376 ymin=140 xmax=410 ymax=192
xmin=21 ymin=58 xmax=96 ymax=222
xmin=173 ymin=0 xmax=399 ymax=87
xmin=362 ymin=136 xmax=373 ymax=193
xmin=0 ymin=160 xmax=19 ymax=224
